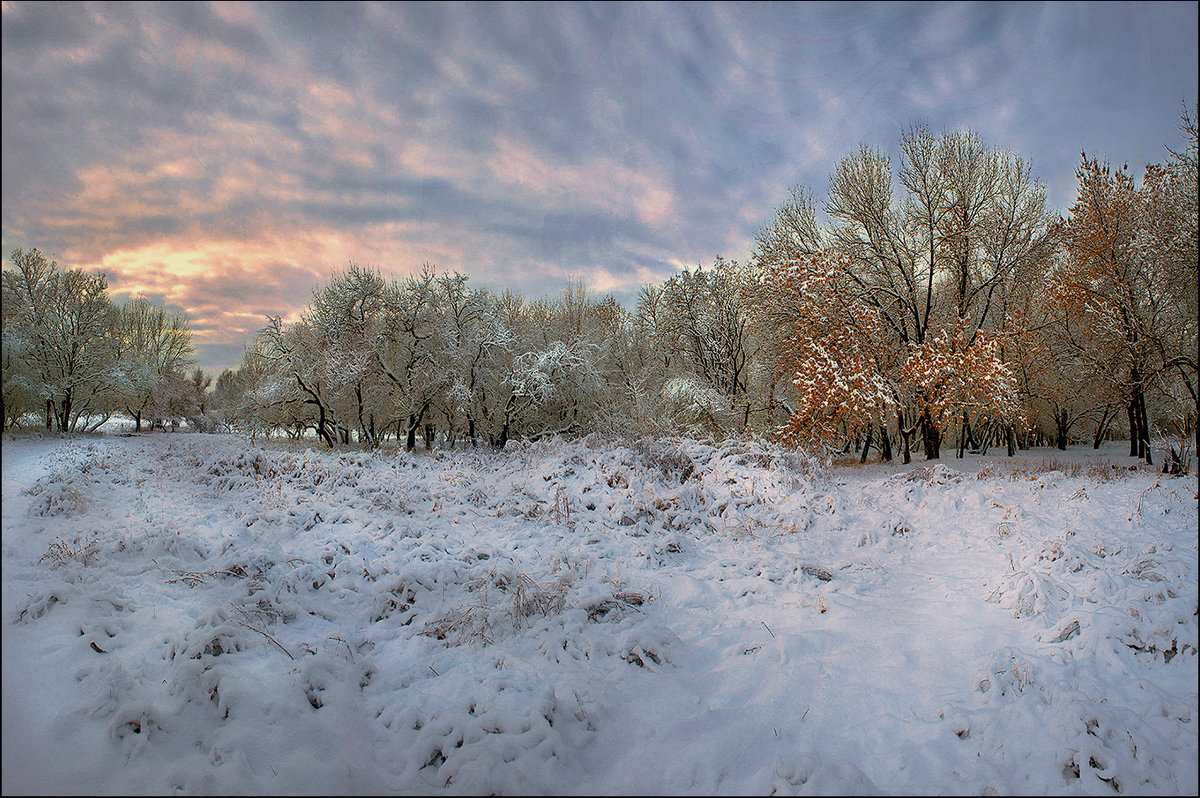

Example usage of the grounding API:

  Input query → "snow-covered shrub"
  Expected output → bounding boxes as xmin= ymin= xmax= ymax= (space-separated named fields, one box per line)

xmin=420 ymin=568 xmax=570 ymax=647
xmin=39 ymin=534 xmax=101 ymax=567
xmin=659 ymin=376 xmax=731 ymax=437
xmin=26 ymin=480 xmax=89 ymax=517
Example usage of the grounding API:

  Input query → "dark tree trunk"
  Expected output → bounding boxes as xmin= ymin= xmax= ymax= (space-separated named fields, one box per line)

xmin=921 ymin=410 xmax=941 ymax=460
xmin=859 ymin=425 xmax=873 ymax=464
xmin=879 ymin=423 xmax=892 ymax=462
xmin=405 ymin=414 xmax=417 ymax=451
xmin=898 ymin=410 xmax=913 ymax=465
xmin=1055 ymin=409 xmax=1070 ymax=451
xmin=1127 ymin=401 xmax=1138 ymax=457
xmin=58 ymin=392 xmax=72 ymax=433
xmin=1137 ymin=392 xmax=1152 ymax=465
xmin=355 ymin=384 xmax=377 ymax=448
xmin=1093 ymin=404 xmax=1114 ymax=449
xmin=313 ymin=401 xmax=334 ymax=447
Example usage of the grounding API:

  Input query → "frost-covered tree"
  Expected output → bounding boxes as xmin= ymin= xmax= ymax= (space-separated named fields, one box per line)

xmin=1004 ymin=287 xmax=1111 ymax=452
xmin=1 ymin=249 xmax=123 ymax=432
xmin=659 ymin=259 xmax=753 ymax=401
xmin=636 ymin=259 xmax=758 ymax=435
xmin=756 ymin=127 xmax=1055 ymax=458
xmin=112 ymin=296 xmax=194 ymax=432
xmin=752 ymin=252 xmax=897 ymax=457
xmin=1142 ymin=102 xmax=1199 ymax=458
xmin=897 ymin=320 xmax=1022 ymax=459
xmin=1 ymin=255 xmax=46 ymax=427
xmin=1049 ymin=104 xmax=1198 ymax=467
xmin=208 ymin=367 xmax=250 ymax=433
xmin=376 ymin=266 xmax=451 ymax=450
xmin=308 ymin=265 xmax=389 ymax=446
xmin=468 ymin=282 xmax=614 ymax=447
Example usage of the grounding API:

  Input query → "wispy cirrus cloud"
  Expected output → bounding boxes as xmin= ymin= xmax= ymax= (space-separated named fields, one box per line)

xmin=3 ymin=1 xmax=1196 ymax=375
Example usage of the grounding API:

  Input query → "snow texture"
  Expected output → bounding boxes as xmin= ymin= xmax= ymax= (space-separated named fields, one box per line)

xmin=2 ymin=433 xmax=1197 ymax=795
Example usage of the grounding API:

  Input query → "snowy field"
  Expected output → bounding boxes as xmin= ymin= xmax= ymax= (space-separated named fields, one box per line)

xmin=2 ymin=432 xmax=1196 ymax=795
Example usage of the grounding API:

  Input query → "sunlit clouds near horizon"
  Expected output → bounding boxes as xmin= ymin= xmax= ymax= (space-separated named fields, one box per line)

xmin=3 ymin=1 xmax=1197 ymax=376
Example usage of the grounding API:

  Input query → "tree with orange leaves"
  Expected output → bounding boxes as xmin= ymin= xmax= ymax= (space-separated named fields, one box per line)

xmin=752 ymin=252 xmax=896 ymax=456
xmin=1053 ymin=101 xmax=1198 ymax=466
xmin=754 ymin=127 xmax=1054 ymax=460
xmin=898 ymin=319 xmax=1023 ymax=458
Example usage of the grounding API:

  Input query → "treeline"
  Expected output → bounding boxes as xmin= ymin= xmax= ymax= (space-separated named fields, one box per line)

xmin=3 ymin=109 xmax=1196 ymax=465
xmin=1 ymin=250 xmax=203 ymax=433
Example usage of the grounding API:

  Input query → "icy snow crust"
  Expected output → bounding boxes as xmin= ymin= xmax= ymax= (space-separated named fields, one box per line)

xmin=2 ymin=434 xmax=1196 ymax=795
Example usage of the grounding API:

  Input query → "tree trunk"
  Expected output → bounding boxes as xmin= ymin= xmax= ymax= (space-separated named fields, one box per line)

xmin=859 ymin=425 xmax=873 ymax=464
xmin=898 ymin=410 xmax=913 ymax=465
xmin=879 ymin=423 xmax=892 ymax=462
xmin=355 ymin=384 xmax=376 ymax=448
xmin=59 ymin=392 xmax=72 ymax=433
xmin=1137 ymin=392 xmax=1152 ymax=465
xmin=1055 ymin=409 xmax=1069 ymax=451
xmin=921 ymin=410 xmax=941 ymax=460
xmin=405 ymin=414 xmax=418 ymax=451
xmin=315 ymin=402 xmax=334 ymax=447
xmin=1093 ymin=404 xmax=1113 ymax=449
xmin=1127 ymin=401 xmax=1138 ymax=457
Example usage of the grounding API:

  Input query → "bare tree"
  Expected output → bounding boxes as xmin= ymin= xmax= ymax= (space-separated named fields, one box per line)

xmin=113 ymin=296 xmax=194 ymax=431
xmin=2 ymin=250 xmax=122 ymax=432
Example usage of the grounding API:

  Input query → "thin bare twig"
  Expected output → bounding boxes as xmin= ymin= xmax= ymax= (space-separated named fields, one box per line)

xmin=236 ymin=620 xmax=294 ymax=660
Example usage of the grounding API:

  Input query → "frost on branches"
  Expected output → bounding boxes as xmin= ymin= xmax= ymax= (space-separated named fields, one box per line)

xmin=899 ymin=321 xmax=1023 ymax=454
xmin=757 ymin=255 xmax=1023 ymax=458
xmin=756 ymin=253 xmax=895 ymax=453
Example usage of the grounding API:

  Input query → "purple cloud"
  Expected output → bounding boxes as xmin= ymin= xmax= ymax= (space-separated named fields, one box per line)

xmin=3 ymin=1 xmax=1196 ymax=377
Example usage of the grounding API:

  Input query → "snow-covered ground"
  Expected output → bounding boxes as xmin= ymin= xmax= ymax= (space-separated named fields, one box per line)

xmin=2 ymin=432 xmax=1196 ymax=795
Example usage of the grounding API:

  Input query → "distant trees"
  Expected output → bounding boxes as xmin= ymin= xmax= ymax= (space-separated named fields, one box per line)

xmin=1 ymin=248 xmax=196 ymax=432
xmin=113 ymin=296 xmax=195 ymax=431
xmin=5 ymin=109 xmax=1194 ymax=463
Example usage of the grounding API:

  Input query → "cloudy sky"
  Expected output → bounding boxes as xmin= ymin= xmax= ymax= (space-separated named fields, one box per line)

xmin=2 ymin=1 xmax=1197 ymax=376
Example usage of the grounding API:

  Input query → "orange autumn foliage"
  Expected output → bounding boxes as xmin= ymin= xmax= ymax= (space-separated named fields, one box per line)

xmin=754 ymin=252 xmax=895 ymax=451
